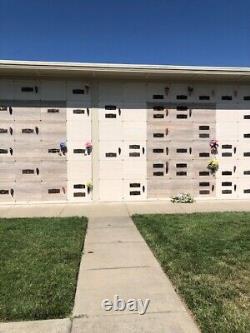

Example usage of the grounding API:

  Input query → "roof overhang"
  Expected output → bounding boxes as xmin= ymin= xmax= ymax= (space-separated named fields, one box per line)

xmin=1 ymin=60 xmax=250 ymax=82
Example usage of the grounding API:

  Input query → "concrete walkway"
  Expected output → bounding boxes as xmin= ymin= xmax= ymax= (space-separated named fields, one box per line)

xmin=1 ymin=199 xmax=250 ymax=219
xmin=71 ymin=208 xmax=200 ymax=333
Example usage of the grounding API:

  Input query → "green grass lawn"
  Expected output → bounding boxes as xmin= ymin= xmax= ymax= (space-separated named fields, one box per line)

xmin=133 ymin=212 xmax=250 ymax=333
xmin=0 ymin=216 xmax=87 ymax=321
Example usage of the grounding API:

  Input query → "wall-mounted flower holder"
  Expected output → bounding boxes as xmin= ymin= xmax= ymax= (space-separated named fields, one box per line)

xmin=85 ymin=85 xmax=90 ymax=94
xmin=207 ymin=158 xmax=219 ymax=175
xmin=86 ymin=181 xmax=93 ymax=194
xmin=209 ymin=139 xmax=219 ymax=155
xmin=85 ymin=141 xmax=93 ymax=155
xmin=59 ymin=141 xmax=67 ymax=155
xmin=187 ymin=86 xmax=193 ymax=96
xmin=165 ymin=86 xmax=170 ymax=95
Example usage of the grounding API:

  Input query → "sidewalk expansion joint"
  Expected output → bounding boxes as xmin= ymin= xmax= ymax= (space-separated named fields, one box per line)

xmin=86 ymin=240 xmax=144 ymax=244
xmin=72 ymin=310 xmax=183 ymax=320
xmin=88 ymin=225 xmax=135 ymax=229
xmin=85 ymin=265 xmax=151 ymax=271
xmin=72 ymin=314 xmax=89 ymax=319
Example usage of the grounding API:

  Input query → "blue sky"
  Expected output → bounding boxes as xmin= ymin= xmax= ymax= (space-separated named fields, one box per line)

xmin=0 ymin=0 xmax=249 ymax=66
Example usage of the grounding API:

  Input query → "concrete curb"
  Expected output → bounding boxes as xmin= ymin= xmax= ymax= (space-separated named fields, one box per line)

xmin=0 ymin=318 xmax=71 ymax=333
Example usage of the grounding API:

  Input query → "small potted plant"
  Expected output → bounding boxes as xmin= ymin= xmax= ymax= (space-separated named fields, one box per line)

xmin=209 ymin=139 xmax=219 ymax=154
xmin=59 ymin=141 xmax=67 ymax=155
xmin=86 ymin=181 xmax=93 ymax=194
xmin=207 ymin=158 xmax=219 ymax=174
xmin=85 ymin=141 xmax=93 ymax=155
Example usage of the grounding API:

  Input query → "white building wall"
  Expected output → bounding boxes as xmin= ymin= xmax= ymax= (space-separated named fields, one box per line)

xmin=1 ymin=77 xmax=250 ymax=203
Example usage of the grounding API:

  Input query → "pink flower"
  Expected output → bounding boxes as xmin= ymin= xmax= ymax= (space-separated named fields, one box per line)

xmin=209 ymin=139 xmax=219 ymax=148
xmin=85 ymin=141 xmax=92 ymax=148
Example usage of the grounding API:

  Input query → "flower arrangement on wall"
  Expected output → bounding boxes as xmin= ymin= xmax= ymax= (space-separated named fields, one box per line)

xmin=85 ymin=141 xmax=93 ymax=155
xmin=171 ymin=193 xmax=194 ymax=203
xmin=59 ymin=141 xmax=67 ymax=155
xmin=86 ymin=181 xmax=93 ymax=193
xmin=207 ymin=158 xmax=219 ymax=174
xmin=209 ymin=139 xmax=219 ymax=154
